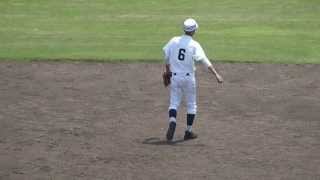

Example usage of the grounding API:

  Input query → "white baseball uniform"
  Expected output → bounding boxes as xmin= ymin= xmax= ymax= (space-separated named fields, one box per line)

xmin=163 ymin=34 xmax=212 ymax=114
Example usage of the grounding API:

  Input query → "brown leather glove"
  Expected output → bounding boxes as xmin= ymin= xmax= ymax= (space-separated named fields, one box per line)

xmin=162 ymin=72 xmax=172 ymax=87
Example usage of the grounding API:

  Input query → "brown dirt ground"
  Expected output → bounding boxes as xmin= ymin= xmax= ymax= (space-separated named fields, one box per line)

xmin=0 ymin=62 xmax=319 ymax=180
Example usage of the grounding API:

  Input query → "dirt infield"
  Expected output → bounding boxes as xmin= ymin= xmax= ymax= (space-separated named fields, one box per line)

xmin=0 ymin=62 xmax=319 ymax=180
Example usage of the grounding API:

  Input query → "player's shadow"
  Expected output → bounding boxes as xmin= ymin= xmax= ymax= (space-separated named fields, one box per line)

xmin=142 ymin=137 xmax=185 ymax=145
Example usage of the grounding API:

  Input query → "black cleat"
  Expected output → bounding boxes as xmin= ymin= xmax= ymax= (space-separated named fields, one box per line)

xmin=184 ymin=131 xmax=198 ymax=140
xmin=166 ymin=122 xmax=176 ymax=141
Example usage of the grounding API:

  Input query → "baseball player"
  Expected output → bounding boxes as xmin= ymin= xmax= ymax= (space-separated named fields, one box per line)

xmin=162 ymin=18 xmax=223 ymax=142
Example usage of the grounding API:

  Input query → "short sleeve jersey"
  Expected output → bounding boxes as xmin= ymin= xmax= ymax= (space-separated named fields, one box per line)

xmin=163 ymin=35 xmax=212 ymax=73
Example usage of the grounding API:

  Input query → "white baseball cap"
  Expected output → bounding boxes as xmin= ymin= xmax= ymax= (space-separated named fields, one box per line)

xmin=183 ymin=18 xmax=199 ymax=32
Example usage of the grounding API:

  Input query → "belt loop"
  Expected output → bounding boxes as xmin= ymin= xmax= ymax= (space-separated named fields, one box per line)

xmin=172 ymin=72 xmax=191 ymax=76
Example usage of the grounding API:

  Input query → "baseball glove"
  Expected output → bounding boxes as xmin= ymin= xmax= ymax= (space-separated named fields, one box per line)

xmin=162 ymin=72 xmax=171 ymax=87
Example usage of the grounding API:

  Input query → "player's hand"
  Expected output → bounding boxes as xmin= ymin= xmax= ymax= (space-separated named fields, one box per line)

xmin=216 ymin=74 xmax=224 ymax=83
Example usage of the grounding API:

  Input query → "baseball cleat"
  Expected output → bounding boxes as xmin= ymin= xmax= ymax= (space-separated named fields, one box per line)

xmin=184 ymin=131 xmax=198 ymax=140
xmin=166 ymin=122 xmax=176 ymax=141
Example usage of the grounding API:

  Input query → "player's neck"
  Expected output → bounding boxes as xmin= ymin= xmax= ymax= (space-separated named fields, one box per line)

xmin=184 ymin=31 xmax=195 ymax=37
xmin=184 ymin=34 xmax=194 ymax=38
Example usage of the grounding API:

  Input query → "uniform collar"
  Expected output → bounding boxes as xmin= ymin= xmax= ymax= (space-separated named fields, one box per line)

xmin=182 ymin=34 xmax=193 ymax=39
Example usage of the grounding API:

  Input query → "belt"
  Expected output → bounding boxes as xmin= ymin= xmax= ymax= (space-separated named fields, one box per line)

xmin=173 ymin=72 xmax=191 ymax=76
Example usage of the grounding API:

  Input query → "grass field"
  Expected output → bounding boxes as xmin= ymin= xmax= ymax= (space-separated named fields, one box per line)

xmin=0 ymin=0 xmax=319 ymax=63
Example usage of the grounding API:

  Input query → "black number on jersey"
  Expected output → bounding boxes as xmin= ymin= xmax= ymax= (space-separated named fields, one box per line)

xmin=178 ymin=48 xmax=186 ymax=61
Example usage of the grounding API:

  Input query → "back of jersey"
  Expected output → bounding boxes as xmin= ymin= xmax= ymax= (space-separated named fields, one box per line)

xmin=163 ymin=35 xmax=196 ymax=73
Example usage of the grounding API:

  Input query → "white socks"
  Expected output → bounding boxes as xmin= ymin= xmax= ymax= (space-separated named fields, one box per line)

xmin=186 ymin=125 xmax=192 ymax=132
xmin=169 ymin=117 xmax=176 ymax=123
xmin=169 ymin=118 xmax=193 ymax=132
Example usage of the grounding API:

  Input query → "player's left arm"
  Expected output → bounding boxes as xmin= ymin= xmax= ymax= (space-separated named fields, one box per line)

xmin=165 ymin=63 xmax=170 ymax=73
xmin=162 ymin=39 xmax=173 ymax=87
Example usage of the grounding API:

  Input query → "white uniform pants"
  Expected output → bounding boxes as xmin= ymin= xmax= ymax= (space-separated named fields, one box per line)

xmin=169 ymin=73 xmax=197 ymax=114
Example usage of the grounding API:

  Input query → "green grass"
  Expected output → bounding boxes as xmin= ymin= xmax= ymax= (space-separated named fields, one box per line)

xmin=0 ymin=0 xmax=319 ymax=63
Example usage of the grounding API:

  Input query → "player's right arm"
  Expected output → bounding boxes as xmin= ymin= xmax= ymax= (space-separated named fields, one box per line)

xmin=193 ymin=42 xmax=223 ymax=83
xmin=208 ymin=65 xmax=223 ymax=83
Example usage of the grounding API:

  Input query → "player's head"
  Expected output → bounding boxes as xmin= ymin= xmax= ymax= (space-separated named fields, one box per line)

xmin=183 ymin=18 xmax=198 ymax=36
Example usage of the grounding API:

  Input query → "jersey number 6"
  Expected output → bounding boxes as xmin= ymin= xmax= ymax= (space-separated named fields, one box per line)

xmin=178 ymin=48 xmax=186 ymax=61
